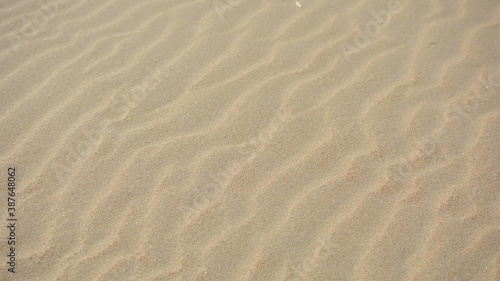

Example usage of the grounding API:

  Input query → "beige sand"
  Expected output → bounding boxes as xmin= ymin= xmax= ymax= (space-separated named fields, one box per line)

xmin=1 ymin=0 xmax=499 ymax=280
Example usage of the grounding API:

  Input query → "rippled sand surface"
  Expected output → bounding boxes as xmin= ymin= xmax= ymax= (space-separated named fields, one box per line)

xmin=0 ymin=0 xmax=499 ymax=280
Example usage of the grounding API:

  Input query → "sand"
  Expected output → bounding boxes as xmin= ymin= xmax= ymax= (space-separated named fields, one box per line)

xmin=1 ymin=0 xmax=499 ymax=280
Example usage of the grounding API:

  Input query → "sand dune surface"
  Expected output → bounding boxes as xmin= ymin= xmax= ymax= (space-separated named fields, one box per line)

xmin=0 ymin=0 xmax=499 ymax=280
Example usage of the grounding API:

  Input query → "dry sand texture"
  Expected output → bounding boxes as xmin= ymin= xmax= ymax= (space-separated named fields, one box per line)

xmin=0 ymin=0 xmax=499 ymax=280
